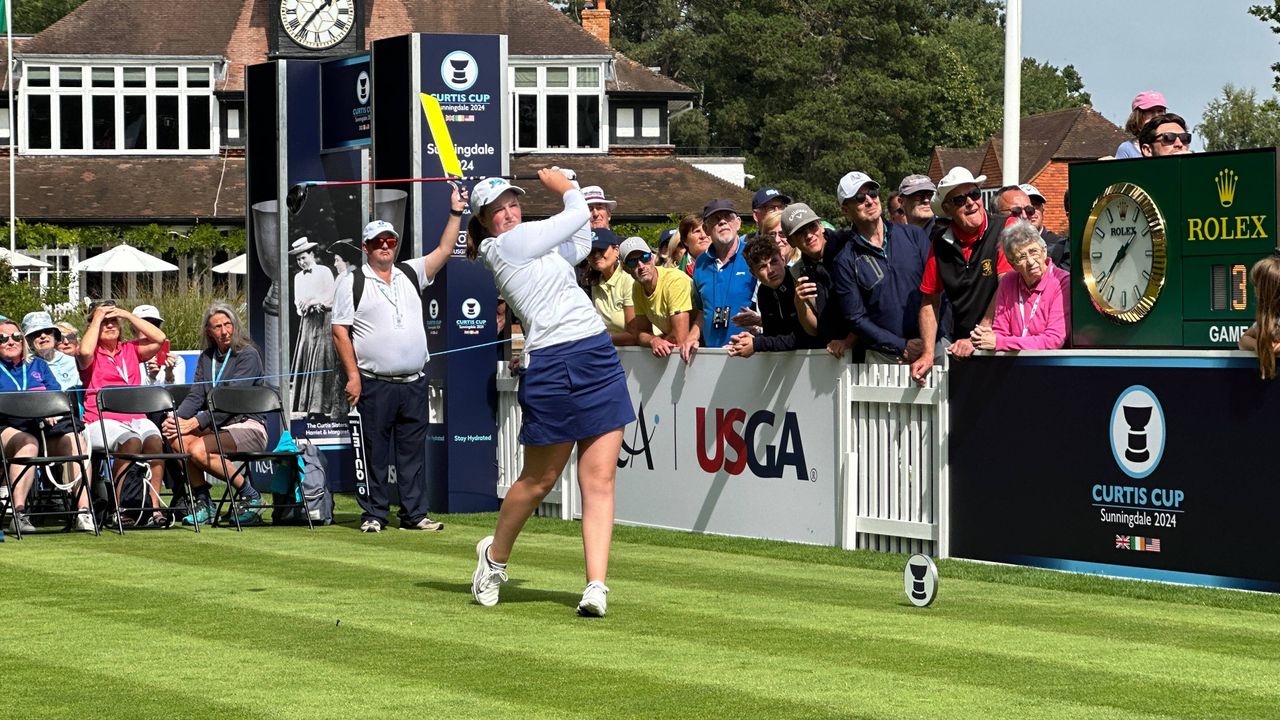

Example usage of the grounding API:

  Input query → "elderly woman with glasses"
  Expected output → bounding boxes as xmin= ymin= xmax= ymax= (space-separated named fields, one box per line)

xmin=971 ymin=221 xmax=1070 ymax=351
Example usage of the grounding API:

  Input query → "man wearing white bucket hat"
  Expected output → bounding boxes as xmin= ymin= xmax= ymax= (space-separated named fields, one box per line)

xmin=910 ymin=167 xmax=1014 ymax=386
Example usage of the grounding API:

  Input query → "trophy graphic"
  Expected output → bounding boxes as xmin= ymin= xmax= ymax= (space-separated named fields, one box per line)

xmin=449 ymin=57 xmax=470 ymax=86
xmin=1122 ymin=404 xmax=1153 ymax=463
xmin=908 ymin=562 xmax=928 ymax=601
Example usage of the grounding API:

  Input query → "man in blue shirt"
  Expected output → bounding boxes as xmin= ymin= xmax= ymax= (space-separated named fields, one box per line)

xmin=692 ymin=199 xmax=757 ymax=348
xmin=829 ymin=170 xmax=934 ymax=364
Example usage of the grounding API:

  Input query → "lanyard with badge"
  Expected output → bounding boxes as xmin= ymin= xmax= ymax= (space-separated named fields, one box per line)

xmin=211 ymin=351 xmax=232 ymax=386
xmin=372 ymin=273 xmax=406 ymax=329
xmin=1016 ymin=286 xmax=1044 ymax=337
xmin=0 ymin=361 xmax=28 ymax=391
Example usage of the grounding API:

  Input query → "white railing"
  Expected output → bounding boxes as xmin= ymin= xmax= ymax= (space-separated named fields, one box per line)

xmin=845 ymin=361 xmax=947 ymax=557
xmin=494 ymin=353 xmax=948 ymax=555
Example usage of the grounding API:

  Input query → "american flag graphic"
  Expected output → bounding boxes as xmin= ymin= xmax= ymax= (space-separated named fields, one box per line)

xmin=1147 ymin=538 xmax=1161 ymax=552
xmin=1115 ymin=535 xmax=1131 ymax=550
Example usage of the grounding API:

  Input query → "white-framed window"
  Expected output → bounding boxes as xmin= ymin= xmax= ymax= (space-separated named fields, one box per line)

xmin=20 ymin=62 xmax=219 ymax=155
xmin=510 ymin=62 xmax=604 ymax=152
xmin=12 ymin=248 xmax=79 ymax=300
xmin=641 ymin=107 xmax=661 ymax=138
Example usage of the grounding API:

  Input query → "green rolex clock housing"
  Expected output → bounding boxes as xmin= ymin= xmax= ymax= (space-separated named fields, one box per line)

xmin=1070 ymin=147 xmax=1279 ymax=348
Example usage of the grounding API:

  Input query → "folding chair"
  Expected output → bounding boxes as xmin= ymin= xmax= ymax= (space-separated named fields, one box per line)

xmin=95 ymin=386 xmax=196 ymax=533
xmin=207 ymin=386 xmax=311 ymax=531
xmin=0 ymin=391 xmax=96 ymax=539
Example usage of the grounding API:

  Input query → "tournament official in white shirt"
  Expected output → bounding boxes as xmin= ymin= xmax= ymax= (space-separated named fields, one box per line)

xmin=331 ymin=188 xmax=465 ymax=534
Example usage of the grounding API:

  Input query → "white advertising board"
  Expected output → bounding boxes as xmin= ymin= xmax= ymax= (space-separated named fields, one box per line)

xmin=609 ymin=347 xmax=846 ymax=545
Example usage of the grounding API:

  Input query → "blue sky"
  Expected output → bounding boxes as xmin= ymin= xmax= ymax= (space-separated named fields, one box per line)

xmin=1021 ymin=0 xmax=1277 ymax=150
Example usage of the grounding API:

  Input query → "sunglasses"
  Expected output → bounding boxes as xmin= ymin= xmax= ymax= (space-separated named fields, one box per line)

xmin=1154 ymin=131 xmax=1191 ymax=146
xmin=365 ymin=236 xmax=398 ymax=249
xmin=623 ymin=252 xmax=654 ymax=269
xmin=852 ymin=189 xmax=880 ymax=204
xmin=60 ymin=335 xmax=79 ymax=344
xmin=1005 ymin=206 xmax=1035 ymax=218
xmin=948 ymin=188 xmax=984 ymax=208
xmin=906 ymin=190 xmax=934 ymax=201
xmin=1 ymin=333 xmax=23 ymax=344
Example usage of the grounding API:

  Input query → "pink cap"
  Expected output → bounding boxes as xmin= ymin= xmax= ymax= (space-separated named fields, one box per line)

xmin=1131 ymin=90 xmax=1166 ymax=111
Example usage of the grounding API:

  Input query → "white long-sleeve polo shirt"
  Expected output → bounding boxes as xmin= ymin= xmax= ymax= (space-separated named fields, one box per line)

xmin=480 ymin=189 xmax=603 ymax=354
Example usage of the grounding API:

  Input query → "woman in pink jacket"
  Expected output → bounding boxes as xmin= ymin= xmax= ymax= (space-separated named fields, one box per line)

xmin=971 ymin=221 xmax=1070 ymax=351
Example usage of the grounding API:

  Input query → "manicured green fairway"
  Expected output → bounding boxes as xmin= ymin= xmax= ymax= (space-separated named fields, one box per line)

xmin=3 ymin=498 xmax=1279 ymax=719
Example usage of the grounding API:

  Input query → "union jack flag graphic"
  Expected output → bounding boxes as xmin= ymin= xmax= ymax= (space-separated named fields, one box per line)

xmin=1116 ymin=535 xmax=1131 ymax=550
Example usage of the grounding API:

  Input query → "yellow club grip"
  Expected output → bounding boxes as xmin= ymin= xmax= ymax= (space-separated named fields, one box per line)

xmin=420 ymin=93 xmax=463 ymax=178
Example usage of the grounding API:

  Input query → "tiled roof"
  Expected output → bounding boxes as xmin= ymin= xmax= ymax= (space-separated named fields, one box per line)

xmin=931 ymin=107 xmax=1127 ymax=186
xmin=11 ymin=0 xmax=692 ymax=95
xmin=512 ymin=154 xmax=751 ymax=220
xmin=0 ymin=155 xmax=245 ymax=223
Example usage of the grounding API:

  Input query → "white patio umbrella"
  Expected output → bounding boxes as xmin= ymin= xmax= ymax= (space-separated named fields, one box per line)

xmin=74 ymin=245 xmax=178 ymax=273
xmin=0 ymin=247 xmax=52 ymax=269
xmin=211 ymin=253 xmax=247 ymax=275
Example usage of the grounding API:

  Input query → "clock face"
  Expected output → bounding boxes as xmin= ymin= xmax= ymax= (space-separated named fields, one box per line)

xmin=1081 ymin=182 xmax=1168 ymax=323
xmin=280 ymin=0 xmax=355 ymax=50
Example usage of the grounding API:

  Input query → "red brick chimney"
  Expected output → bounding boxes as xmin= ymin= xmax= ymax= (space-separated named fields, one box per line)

xmin=582 ymin=0 xmax=611 ymax=46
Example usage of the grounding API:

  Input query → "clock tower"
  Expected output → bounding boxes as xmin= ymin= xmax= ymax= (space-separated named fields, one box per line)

xmin=269 ymin=0 xmax=365 ymax=59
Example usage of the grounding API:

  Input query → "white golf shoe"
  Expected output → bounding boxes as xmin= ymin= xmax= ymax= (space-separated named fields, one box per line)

xmin=577 ymin=581 xmax=609 ymax=617
xmin=471 ymin=535 xmax=507 ymax=607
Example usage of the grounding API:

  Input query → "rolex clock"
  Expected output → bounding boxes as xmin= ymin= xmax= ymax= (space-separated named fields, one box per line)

xmin=271 ymin=0 xmax=362 ymax=57
xmin=1081 ymin=182 xmax=1168 ymax=324
xmin=1070 ymin=148 xmax=1278 ymax=348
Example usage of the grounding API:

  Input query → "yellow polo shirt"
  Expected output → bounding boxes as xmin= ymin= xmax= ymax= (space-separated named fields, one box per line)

xmin=591 ymin=267 xmax=635 ymax=334
xmin=633 ymin=266 xmax=695 ymax=336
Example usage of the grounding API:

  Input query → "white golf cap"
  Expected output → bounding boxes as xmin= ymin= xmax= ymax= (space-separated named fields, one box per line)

xmin=361 ymin=220 xmax=399 ymax=243
xmin=133 ymin=304 xmax=163 ymax=322
xmin=470 ymin=177 xmax=526 ymax=216
xmin=618 ymin=236 xmax=652 ymax=261
xmin=836 ymin=171 xmax=880 ymax=205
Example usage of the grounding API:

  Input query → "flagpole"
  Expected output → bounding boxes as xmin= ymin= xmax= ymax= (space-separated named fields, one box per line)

xmin=6 ymin=0 xmax=15 ymax=253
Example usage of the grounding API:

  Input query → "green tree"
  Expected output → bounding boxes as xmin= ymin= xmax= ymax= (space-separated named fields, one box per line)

xmin=1021 ymin=59 xmax=1090 ymax=116
xmin=1249 ymin=1 xmax=1280 ymax=92
xmin=1196 ymin=84 xmax=1280 ymax=152
xmin=13 ymin=0 xmax=87 ymax=34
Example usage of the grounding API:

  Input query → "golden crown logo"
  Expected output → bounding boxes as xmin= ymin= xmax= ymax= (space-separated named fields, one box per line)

xmin=1216 ymin=169 xmax=1238 ymax=208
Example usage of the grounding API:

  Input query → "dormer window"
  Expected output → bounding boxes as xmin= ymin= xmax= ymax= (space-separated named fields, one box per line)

xmin=510 ymin=62 xmax=604 ymax=152
xmin=20 ymin=61 xmax=219 ymax=155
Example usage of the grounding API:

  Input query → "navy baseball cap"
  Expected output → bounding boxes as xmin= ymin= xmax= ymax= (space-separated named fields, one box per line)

xmin=657 ymin=227 xmax=677 ymax=251
xmin=702 ymin=199 xmax=738 ymax=219
xmin=752 ymin=187 xmax=792 ymax=209
xmin=590 ymin=228 xmax=622 ymax=250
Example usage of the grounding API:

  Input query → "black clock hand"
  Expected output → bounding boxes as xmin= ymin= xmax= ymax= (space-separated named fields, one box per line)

xmin=302 ymin=0 xmax=332 ymax=30
xmin=1101 ymin=235 xmax=1136 ymax=288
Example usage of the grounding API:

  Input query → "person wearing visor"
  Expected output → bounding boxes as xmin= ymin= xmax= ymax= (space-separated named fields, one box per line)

xmin=332 ymin=205 xmax=460 ymax=534
xmin=463 ymin=168 xmax=635 ymax=617
xmin=133 ymin=305 xmax=185 ymax=386
xmin=22 ymin=311 xmax=80 ymax=390
xmin=619 ymin=236 xmax=698 ymax=362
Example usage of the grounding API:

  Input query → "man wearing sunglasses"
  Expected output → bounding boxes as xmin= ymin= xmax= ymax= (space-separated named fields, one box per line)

xmin=619 ymin=236 xmax=699 ymax=363
xmin=829 ymin=170 xmax=933 ymax=365
xmin=910 ymin=167 xmax=1014 ymax=386
xmin=1138 ymin=112 xmax=1192 ymax=157
xmin=691 ymin=199 xmax=758 ymax=349
xmin=1017 ymin=183 xmax=1069 ymax=272
xmin=331 ymin=203 xmax=463 ymax=534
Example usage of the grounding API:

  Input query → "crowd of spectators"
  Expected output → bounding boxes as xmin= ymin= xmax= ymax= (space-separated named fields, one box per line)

xmin=568 ymin=90 xmax=1194 ymax=384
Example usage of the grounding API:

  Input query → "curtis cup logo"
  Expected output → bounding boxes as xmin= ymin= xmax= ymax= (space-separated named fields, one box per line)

xmin=441 ymin=50 xmax=478 ymax=92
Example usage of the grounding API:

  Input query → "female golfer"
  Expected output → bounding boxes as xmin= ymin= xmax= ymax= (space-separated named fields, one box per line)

xmin=465 ymin=168 xmax=635 ymax=617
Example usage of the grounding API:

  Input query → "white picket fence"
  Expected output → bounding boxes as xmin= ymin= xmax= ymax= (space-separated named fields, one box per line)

xmin=495 ymin=355 xmax=949 ymax=556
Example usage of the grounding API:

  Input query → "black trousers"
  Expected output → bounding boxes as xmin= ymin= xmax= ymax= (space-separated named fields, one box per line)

xmin=356 ymin=375 xmax=429 ymax=526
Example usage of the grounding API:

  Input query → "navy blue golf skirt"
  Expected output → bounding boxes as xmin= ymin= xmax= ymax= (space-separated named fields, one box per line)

xmin=518 ymin=332 xmax=636 ymax=446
